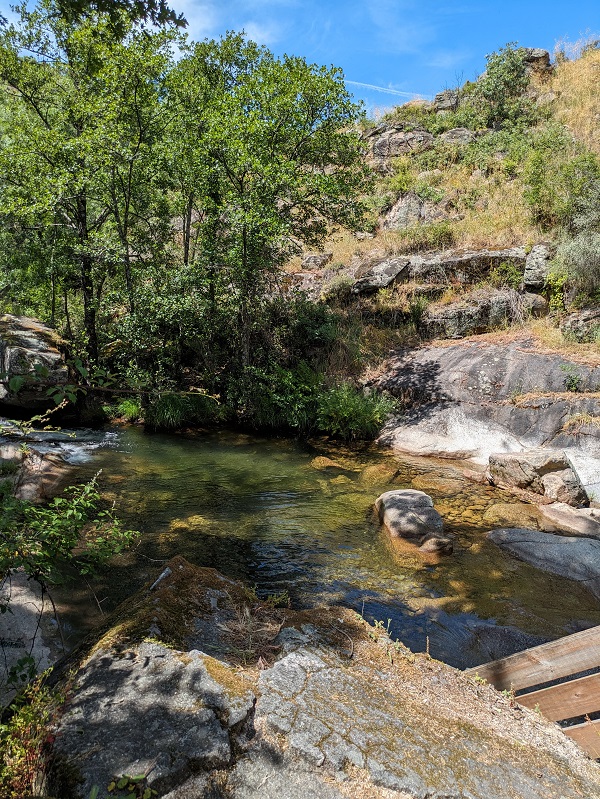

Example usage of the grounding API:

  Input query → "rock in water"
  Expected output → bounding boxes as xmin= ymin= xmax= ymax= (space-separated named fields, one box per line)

xmin=375 ymin=488 xmax=453 ymax=553
xmin=487 ymin=527 xmax=600 ymax=600
xmin=488 ymin=449 xmax=588 ymax=507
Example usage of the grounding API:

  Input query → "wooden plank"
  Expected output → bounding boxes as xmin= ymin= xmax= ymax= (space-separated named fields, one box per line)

xmin=517 ymin=672 xmax=600 ymax=721
xmin=465 ymin=626 xmax=600 ymax=692
xmin=564 ymin=718 xmax=600 ymax=760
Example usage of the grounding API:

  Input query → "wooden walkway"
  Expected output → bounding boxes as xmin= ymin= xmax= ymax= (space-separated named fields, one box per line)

xmin=466 ymin=626 xmax=600 ymax=759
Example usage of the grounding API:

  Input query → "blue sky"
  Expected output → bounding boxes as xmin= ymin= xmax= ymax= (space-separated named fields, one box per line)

xmin=2 ymin=0 xmax=599 ymax=115
xmin=172 ymin=0 xmax=600 ymax=114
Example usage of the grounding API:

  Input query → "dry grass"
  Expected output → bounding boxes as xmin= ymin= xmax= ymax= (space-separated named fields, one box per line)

xmin=452 ymin=178 xmax=538 ymax=250
xmin=428 ymin=319 xmax=600 ymax=366
xmin=551 ymin=43 xmax=600 ymax=155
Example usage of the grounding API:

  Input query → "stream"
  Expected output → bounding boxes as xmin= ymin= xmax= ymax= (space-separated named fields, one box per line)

xmin=48 ymin=426 xmax=600 ymax=669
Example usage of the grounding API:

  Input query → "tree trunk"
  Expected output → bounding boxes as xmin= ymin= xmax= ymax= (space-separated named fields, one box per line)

xmin=80 ymin=253 xmax=99 ymax=364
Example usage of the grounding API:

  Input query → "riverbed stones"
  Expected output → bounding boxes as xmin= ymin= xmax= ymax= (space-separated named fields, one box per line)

xmin=488 ymin=449 xmax=588 ymax=507
xmin=375 ymin=488 xmax=453 ymax=553
xmin=487 ymin=528 xmax=600 ymax=600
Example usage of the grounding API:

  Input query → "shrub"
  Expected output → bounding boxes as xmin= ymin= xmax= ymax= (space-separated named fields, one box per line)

xmin=320 ymin=274 xmax=354 ymax=305
xmin=489 ymin=261 xmax=523 ymax=289
xmin=544 ymin=265 xmax=570 ymax=312
xmin=556 ymin=231 xmax=600 ymax=296
xmin=316 ymin=383 xmax=396 ymax=441
xmin=116 ymin=398 xmax=143 ymax=423
xmin=145 ymin=392 xmax=221 ymax=430
xmin=472 ymin=43 xmax=535 ymax=128
xmin=395 ymin=222 xmax=456 ymax=253
xmin=225 ymin=364 xmax=322 ymax=433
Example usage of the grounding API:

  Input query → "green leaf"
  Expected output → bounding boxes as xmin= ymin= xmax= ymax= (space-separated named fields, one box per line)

xmin=8 ymin=376 xmax=25 ymax=393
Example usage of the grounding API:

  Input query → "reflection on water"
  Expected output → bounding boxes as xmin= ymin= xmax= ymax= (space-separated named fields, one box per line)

xmin=54 ymin=427 xmax=600 ymax=669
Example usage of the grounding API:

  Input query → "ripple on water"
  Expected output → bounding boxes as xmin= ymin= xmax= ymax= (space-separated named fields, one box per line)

xmin=52 ymin=426 xmax=600 ymax=669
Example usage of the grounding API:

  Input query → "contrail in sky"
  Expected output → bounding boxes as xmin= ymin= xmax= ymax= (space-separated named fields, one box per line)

xmin=344 ymin=80 xmax=432 ymax=100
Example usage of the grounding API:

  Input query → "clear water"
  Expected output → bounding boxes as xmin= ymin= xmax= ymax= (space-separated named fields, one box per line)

xmin=54 ymin=426 xmax=600 ymax=669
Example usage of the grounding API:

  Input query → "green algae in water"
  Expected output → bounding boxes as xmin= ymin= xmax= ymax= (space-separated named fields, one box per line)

xmin=54 ymin=427 xmax=600 ymax=668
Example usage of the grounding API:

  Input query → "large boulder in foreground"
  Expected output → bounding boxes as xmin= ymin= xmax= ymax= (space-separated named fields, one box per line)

xmin=488 ymin=449 xmax=588 ymax=507
xmin=375 ymin=488 xmax=453 ymax=553
xmin=488 ymin=528 xmax=600 ymax=601
xmin=0 ymin=314 xmax=68 ymax=410
xmin=49 ymin=557 xmax=600 ymax=799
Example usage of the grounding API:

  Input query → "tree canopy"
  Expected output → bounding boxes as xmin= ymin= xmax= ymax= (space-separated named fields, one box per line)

xmin=0 ymin=1 xmax=370 ymax=416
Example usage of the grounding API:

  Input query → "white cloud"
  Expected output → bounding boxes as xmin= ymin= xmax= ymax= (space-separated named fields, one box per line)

xmin=426 ymin=49 xmax=470 ymax=69
xmin=243 ymin=19 xmax=283 ymax=46
xmin=176 ymin=0 xmax=220 ymax=42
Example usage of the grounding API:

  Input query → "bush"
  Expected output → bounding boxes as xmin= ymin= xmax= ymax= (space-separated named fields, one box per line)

xmin=489 ymin=261 xmax=523 ymax=289
xmin=145 ymin=392 xmax=221 ymax=430
xmin=316 ymin=383 xmax=396 ymax=441
xmin=472 ymin=43 xmax=535 ymax=128
xmin=395 ymin=222 xmax=456 ymax=253
xmin=116 ymin=398 xmax=142 ymax=422
xmin=225 ymin=364 xmax=322 ymax=433
xmin=556 ymin=232 xmax=600 ymax=296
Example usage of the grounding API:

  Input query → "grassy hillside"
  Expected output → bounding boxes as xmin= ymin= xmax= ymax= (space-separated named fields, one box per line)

xmin=309 ymin=42 xmax=600 ymax=275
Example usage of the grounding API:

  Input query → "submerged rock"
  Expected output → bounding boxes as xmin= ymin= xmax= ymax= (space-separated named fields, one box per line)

xmin=488 ymin=527 xmax=600 ymax=601
xmin=375 ymin=488 xmax=453 ymax=553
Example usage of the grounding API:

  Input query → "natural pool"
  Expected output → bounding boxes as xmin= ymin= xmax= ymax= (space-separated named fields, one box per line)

xmin=55 ymin=426 xmax=600 ymax=669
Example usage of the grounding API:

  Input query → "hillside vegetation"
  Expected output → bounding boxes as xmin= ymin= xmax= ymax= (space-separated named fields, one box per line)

xmin=0 ymin=5 xmax=599 ymax=436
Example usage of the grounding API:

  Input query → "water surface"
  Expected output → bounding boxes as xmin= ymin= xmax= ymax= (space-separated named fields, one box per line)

xmin=55 ymin=427 xmax=600 ymax=668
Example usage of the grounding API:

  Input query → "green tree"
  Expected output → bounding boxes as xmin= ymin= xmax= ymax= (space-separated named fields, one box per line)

xmin=0 ymin=2 xmax=174 ymax=361
xmin=167 ymin=33 xmax=370 ymax=369
xmin=474 ymin=43 xmax=533 ymax=128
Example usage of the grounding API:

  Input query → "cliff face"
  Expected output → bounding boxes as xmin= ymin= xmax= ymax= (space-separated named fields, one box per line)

xmin=48 ymin=557 xmax=600 ymax=799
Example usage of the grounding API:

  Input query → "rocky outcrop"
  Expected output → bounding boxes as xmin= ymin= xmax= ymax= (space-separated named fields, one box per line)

xmin=381 ymin=191 xmax=458 ymax=231
xmin=381 ymin=192 xmax=423 ymax=229
xmin=522 ymin=244 xmax=553 ymax=291
xmin=522 ymin=48 xmax=552 ymax=72
xmin=49 ymin=557 xmax=600 ymax=799
xmin=488 ymin=528 xmax=600 ymax=600
xmin=488 ymin=449 xmax=588 ymax=507
xmin=539 ymin=502 xmax=600 ymax=538
xmin=441 ymin=127 xmax=475 ymax=144
xmin=351 ymin=246 xmax=531 ymax=295
xmin=366 ymin=124 xmax=434 ymax=172
xmin=560 ymin=308 xmax=600 ymax=343
xmin=420 ymin=288 xmax=546 ymax=339
xmin=301 ymin=252 xmax=333 ymax=270
xmin=433 ymin=89 xmax=459 ymax=112
xmin=376 ymin=339 xmax=600 ymax=496
xmin=351 ymin=257 xmax=411 ymax=294
xmin=375 ymin=488 xmax=453 ymax=553
xmin=0 ymin=315 xmax=68 ymax=411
